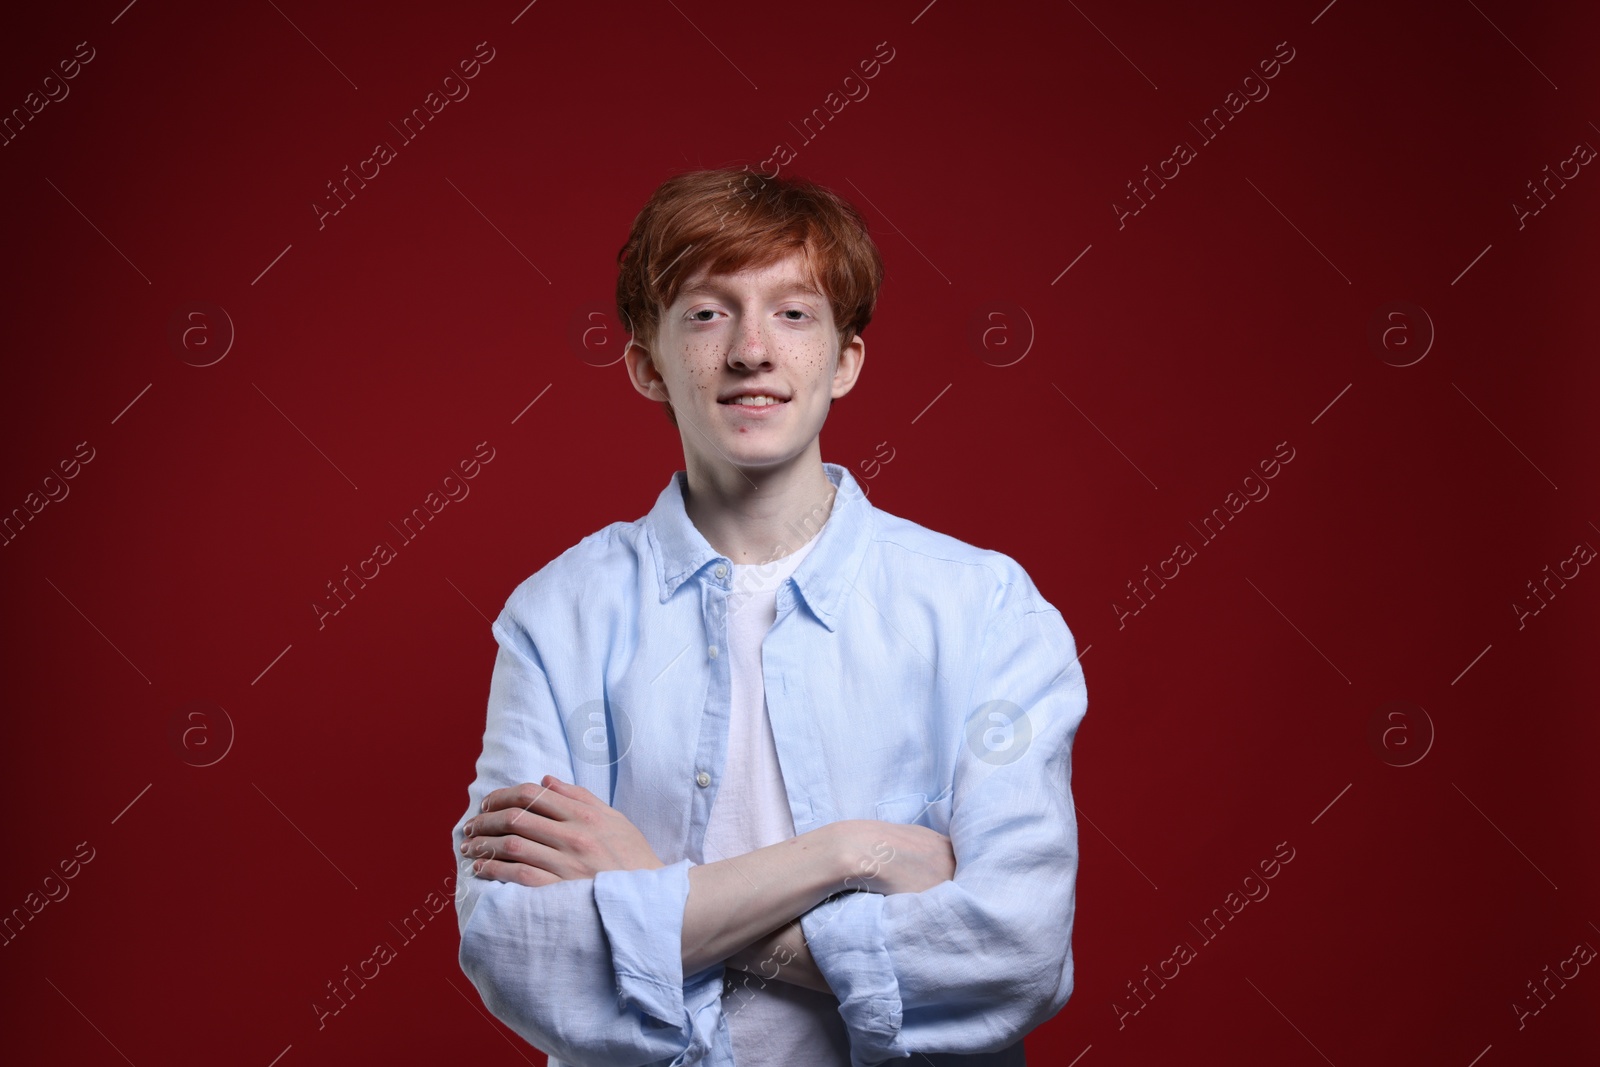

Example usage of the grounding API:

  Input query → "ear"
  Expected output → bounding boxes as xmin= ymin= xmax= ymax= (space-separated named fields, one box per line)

xmin=830 ymin=330 xmax=866 ymax=400
xmin=623 ymin=337 xmax=669 ymax=403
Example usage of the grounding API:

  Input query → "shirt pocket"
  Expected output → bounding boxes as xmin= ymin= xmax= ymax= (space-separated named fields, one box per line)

xmin=875 ymin=788 xmax=954 ymax=835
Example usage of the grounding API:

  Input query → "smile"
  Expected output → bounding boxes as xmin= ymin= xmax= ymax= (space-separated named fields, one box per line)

xmin=717 ymin=396 xmax=790 ymax=417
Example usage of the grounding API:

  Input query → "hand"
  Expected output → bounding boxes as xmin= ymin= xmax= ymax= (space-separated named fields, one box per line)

xmin=831 ymin=819 xmax=956 ymax=896
xmin=463 ymin=775 xmax=665 ymax=888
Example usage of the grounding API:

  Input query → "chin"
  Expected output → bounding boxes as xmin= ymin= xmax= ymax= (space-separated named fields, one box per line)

xmin=716 ymin=445 xmax=802 ymax=472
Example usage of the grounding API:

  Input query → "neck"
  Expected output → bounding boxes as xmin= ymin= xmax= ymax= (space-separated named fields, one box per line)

xmin=681 ymin=449 xmax=838 ymax=565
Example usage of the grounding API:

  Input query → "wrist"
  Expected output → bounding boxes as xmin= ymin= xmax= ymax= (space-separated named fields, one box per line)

xmin=810 ymin=820 xmax=867 ymax=894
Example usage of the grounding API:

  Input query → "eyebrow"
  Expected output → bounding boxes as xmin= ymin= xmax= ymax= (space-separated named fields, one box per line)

xmin=677 ymin=277 xmax=823 ymax=300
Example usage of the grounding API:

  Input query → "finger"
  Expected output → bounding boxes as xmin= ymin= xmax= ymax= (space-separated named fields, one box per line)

xmin=544 ymin=777 xmax=606 ymax=808
xmin=481 ymin=780 xmax=571 ymax=821
xmin=508 ymin=780 xmax=589 ymax=829
xmin=463 ymin=833 xmax=568 ymax=874
xmin=471 ymin=856 xmax=560 ymax=889
xmin=480 ymin=780 xmax=555 ymax=815
xmin=465 ymin=808 xmax=565 ymax=850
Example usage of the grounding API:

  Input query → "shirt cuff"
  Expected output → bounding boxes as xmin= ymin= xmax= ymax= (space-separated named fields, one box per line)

xmin=593 ymin=859 xmax=696 ymax=1028
xmin=799 ymin=889 xmax=905 ymax=1062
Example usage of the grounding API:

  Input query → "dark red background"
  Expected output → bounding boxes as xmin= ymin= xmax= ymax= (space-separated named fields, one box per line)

xmin=2 ymin=1 xmax=1595 ymax=1063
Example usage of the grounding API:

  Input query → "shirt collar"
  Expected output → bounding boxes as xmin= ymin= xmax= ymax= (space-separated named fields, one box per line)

xmin=643 ymin=461 xmax=874 ymax=632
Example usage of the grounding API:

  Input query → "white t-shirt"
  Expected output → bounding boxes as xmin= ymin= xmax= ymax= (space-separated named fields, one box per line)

xmin=701 ymin=520 xmax=851 ymax=1065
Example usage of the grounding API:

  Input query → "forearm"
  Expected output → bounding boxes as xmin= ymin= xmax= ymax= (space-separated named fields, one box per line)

xmin=681 ymin=825 xmax=847 ymax=975
xmin=724 ymin=915 xmax=833 ymax=994
xmin=705 ymin=816 xmax=956 ymax=992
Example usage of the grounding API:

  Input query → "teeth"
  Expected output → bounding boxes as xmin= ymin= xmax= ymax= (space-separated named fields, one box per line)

xmin=728 ymin=395 xmax=784 ymax=406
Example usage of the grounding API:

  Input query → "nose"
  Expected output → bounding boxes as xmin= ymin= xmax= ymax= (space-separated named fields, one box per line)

xmin=729 ymin=315 xmax=771 ymax=368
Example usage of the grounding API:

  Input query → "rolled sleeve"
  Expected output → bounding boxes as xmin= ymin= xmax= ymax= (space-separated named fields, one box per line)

xmin=453 ymin=615 xmax=727 ymax=1066
xmin=593 ymin=861 xmax=695 ymax=1024
xmin=798 ymin=890 xmax=899 ymax=1051
xmin=801 ymin=591 xmax=1089 ymax=1064
xmin=596 ymin=862 xmax=729 ymax=1060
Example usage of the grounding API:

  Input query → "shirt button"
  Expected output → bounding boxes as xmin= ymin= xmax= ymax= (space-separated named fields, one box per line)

xmin=714 ymin=564 xmax=729 ymax=578
xmin=696 ymin=771 xmax=711 ymax=787
xmin=708 ymin=644 xmax=719 ymax=659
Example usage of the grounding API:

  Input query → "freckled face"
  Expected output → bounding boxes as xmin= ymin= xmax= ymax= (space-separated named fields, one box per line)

xmin=640 ymin=250 xmax=864 ymax=476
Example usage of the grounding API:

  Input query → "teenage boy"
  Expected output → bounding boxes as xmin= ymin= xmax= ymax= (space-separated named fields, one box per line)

xmin=453 ymin=168 xmax=1089 ymax=1066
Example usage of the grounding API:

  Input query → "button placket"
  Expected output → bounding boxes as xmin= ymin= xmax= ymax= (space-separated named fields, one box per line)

xmin=687 ymin=572 xmax=732 ymax=861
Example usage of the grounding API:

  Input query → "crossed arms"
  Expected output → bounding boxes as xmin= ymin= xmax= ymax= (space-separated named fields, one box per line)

xmin=462 ymin=775 xmax=958 ymax=993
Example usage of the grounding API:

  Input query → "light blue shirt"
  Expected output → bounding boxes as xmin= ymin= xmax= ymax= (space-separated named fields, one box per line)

xmin=453 ymin=462 xmax=1089 ymax=1066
